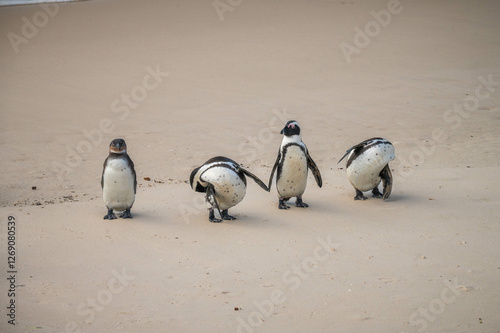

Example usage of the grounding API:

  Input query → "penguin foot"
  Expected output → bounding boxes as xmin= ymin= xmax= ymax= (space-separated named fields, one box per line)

xmin=279 ymin=198 xmax=290 ymax=209
xmin=354 ymin=189 xmax=367 ymax=201
xmin=103 ymin=209 xmax=117 ymax=220
xmin=120 ymin=209 xmax=133 ymax=219
xmin=372 ymin=187 xmax=383 ymax=199
xmin=209 ymin=209 xmax=222 ymax=223
xmin=221 ymin=210 xmax=236 ymax=220
xmin=295 ymin=196 xmax=309 ymax=208
xmin=279 ymin=203 xmax=290 ymax=209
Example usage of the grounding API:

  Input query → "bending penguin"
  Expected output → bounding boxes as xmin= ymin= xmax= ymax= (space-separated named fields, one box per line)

xmin=190 ymin=156 xmax=269 ymax=223
xmin=101 ymin=138 xmax=137 ymax=219
xmin=269 ymin=120 xmax=322 ymax=209
xmin=337 ymin=137 xmax=395 ymax=201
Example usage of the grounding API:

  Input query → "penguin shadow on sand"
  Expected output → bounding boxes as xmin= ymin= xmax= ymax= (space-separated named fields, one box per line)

xmin=224 ymin=211 xmax=291 ymax=229
xmin=377 ymin=191 xmax=414 ymax=203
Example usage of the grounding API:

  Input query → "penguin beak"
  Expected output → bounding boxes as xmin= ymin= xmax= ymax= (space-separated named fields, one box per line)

xmin=280 ymin=127 xmax=285 ymax=134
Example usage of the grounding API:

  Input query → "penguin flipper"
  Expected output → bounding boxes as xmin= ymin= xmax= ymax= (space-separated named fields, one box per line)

xmin=240 ymin=168 xmax=270 ymax=192
xmin=337 ymin=142 xmax=364 ymax=164
xmin=126 ymin=154 xmax=137 ymax=194
xmin=337 ymin=147 xmax=354 ymax=164
xmin=380 ymin=164 xmax=393 ymax=200
xmin=206 ymin=183 xmax=223 ymax=217
xmin=101 ymin=156 xmax=108 ymax=189
xmin=338 ymin=138 xmax=385 ymax=164
xmin=268 ymin=151 xmax=281 ymax=190
xmin=306 ymin=151 xmax=322 ymax=188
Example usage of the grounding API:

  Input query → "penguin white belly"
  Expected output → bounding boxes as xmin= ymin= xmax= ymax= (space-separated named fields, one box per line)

xmin=347 ymin=145 xmax=395 ymax=192
xmin=103 ymin=159 xmax=135 ymax=212
xmin=277 ymin=146 xmax=308 ymax=197
xmin=201 ymin=167 xmax=246 ymax=210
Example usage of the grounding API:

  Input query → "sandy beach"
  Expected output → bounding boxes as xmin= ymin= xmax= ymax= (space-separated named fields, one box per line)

xmin=1 ymin=0 xmax=499 ymax=332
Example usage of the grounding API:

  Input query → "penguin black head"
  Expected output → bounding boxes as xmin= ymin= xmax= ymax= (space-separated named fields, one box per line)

xmin=280 ymin=120 xmax=300 ymax=136
xmin=189 ymin=166 xmax=206 ymax=193
xmin=109 ymin=138 xmax=127 ymax=154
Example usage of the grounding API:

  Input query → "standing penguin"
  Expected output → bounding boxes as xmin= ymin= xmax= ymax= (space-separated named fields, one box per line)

xmin=190 ymin=156 xmax=269 ymax=223
xmin=268 ymin=120 xmax=322 ymax=209
xmin=101 ymin=138 xmax=137 ymax=219
xmin=337 ymin=137 xmax=395 ymax=201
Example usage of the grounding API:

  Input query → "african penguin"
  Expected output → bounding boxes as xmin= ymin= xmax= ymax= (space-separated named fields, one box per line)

xmin=190 ymin=156 xmax=269 ymax=223
xmin=101 ymin=138 xmax=137 ymax=219
xmin=268 ymin=120 xmax=322 ymax=209
xmin=337 ymin=137 xmax=395 ymax=201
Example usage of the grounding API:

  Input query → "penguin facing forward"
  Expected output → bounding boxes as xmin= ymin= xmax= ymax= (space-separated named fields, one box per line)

xmin=337 ymin=137 xmax=395 ymax=201
xmin=190 ymin=156 xmax=269 ymax=223
xmin=268 ymin=120 xmax=322 ymax=209
xmin=101 ymin=139 xmax=137 ymax=219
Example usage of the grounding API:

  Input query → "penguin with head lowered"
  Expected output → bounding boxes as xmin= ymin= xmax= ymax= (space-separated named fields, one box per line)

xmin=269 ymin=120 xmax=322 ymax=209
xmin=190 ymin=156 xmax=269 ymax=223
xmin=101 ymin=138 xmax=137 ymax=219
xmin=337 ymin=137 xmax=395 ymax=201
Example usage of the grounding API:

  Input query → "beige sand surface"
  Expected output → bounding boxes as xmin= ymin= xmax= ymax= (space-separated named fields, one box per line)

xmin=1 ymin=0 xmax=499 ymax=332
